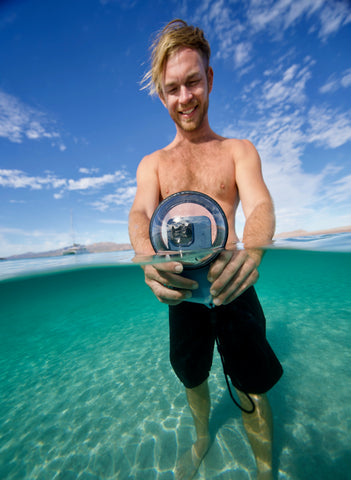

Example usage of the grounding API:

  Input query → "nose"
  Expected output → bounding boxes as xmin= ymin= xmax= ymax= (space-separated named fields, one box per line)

xmin=179 ymin=85 xmax=193 ymax=104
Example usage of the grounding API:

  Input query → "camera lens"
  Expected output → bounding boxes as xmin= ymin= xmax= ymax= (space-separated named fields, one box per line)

xmin=170 ymin=221 xmax=193 ymax=247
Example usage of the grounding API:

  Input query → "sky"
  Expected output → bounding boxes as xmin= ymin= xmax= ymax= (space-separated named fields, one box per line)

xmin=1 ymin=0 xmax=351 ymax=257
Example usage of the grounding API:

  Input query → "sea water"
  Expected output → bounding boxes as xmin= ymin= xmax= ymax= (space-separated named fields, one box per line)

xmin=0 ymin=233 xmax=350 ymax=480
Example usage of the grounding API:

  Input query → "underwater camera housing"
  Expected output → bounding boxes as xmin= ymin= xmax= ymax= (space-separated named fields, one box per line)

xmin=149 ymin=191 xmax=228 ymax=307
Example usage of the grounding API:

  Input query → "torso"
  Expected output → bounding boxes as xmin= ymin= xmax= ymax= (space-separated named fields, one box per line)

xmin=156 ymin=136 xmax=241 ymax=244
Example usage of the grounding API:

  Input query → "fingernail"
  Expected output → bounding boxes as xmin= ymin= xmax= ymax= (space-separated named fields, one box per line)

xmin=174 ymin=264 xmax=183 ymax=273
xmin=210 ymin=289 xmax=217 ymax=296
xmin=213 ymin=298 xmax=221 ymax=306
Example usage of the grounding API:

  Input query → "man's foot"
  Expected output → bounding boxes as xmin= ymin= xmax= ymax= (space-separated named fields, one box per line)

xmin=174 ymin=436 xmax=211 ymax=480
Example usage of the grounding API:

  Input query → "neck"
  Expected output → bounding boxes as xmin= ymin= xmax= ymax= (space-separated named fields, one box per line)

xmin=174 ymin=117 xmax=216 ymax=144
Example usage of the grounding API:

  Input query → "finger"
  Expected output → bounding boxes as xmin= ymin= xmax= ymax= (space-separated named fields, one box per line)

xmin=153 ymin=261 xmax=184 ymax=274
xmin=149 ymin=280 xmax=193 ymax=305
xmin=213 ymin=267 xmax=259 ymax=305
xmin=161 ymin=273 xmax=198 ymax=290
xmin=221 ymin=269 xmax=259 ymax=304
xmin=209 ymin=252 xmax=246 ymax=296
xmin=207 ymin=250 xmax=233 ymax=282
xmin=210 ymin=254 xmax=258 ymax=303
xmin=144 ymin=264 xmax=198 ymax=290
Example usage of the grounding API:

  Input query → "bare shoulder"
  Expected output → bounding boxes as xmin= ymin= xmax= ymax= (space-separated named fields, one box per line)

xmin=137 ymin=150 xmax=168 ymax=184
xmin=137 ymin=149 xmax=161 ymax=172
xmin=222 ymin=138 xmax=260 ymax=164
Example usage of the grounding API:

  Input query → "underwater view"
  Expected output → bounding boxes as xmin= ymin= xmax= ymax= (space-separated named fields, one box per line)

xmin=1 ymin=233 xmax=350 ymax=480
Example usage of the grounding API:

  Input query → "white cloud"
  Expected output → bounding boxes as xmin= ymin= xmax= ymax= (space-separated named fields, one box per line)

xmin=0 ymin=168 xmax=131 ymax=194
xmin=193 ymin=0 xmax=351 ymax=72
xmin=341 ymin=69 xmax=351 ymax=88
xmin=0 ymin=89 xmax=65 ymax=150
xmin=0 ymin=227 xmax=74 ymax=258
xmin=0 ymin=169 xmax=66 ymax=190
xmin=319 ymin=76 xmax=339 ymax=94
xmin=320 ymin=68 xmax=351 ymax=93
xmin=318 ymin=1 xmax=351 ymax=39
xmin=79 ymin=167 xmax=100 ymax=175
xmin=67 ymin=171 xmax=126 ymax=191
xmin=99 ymin=219 xmax=129 ymax=224
xmin=246 ymin=0 xmax=350 ymax=40
xmin=222 ymin=98 xmax=351 ymax=235
xmin=91 ymin=185 xmax=137 ymax=211
xmin=0 ymin=167 xmax=137 ymax=212
xmin=233 ymin=42 xmax=252 ymax=69
xmin=260 ymin=63 xmax=312 ymax=108
xmin=307 ymin=106 xmax=351 ymax=148
xmin=325 ymin=174 xmax=351 ymax=203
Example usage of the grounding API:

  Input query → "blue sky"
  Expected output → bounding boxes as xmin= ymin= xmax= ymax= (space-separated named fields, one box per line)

xmin=1 ymin=0 xmax=351 ymax=257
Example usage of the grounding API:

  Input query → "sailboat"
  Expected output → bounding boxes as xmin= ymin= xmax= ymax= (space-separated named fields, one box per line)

xmin=62 ymin=210 xmax=87 ymax=255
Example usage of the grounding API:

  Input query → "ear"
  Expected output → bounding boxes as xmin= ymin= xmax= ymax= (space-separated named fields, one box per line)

xmin=207 ymin=66 xmax=213 ymax=93
xmin=159 ymin=92 xmax=167 ymax=108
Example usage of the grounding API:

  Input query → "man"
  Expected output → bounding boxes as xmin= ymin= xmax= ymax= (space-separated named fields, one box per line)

xmin=129 ymin=19 xmax=283 ymax=480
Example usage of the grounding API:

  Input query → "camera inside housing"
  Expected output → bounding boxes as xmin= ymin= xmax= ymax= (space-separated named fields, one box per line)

xmin=167 ymin=216 xmax=212 ymax=251
xmin=169 ymin=221 xmax=193 ymax=247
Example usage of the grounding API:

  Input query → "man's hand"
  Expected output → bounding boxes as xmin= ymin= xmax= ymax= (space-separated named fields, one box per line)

xmin=207 ymin=249 xmax=260 ymax=306
xmin=143 ymin=262 xmax=199 ymax=305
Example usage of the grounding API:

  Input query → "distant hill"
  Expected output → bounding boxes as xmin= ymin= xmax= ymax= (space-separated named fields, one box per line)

xmin=274 ymin=225 xmax=351 ymax=239
xmin=3 ymin=225 xmax=350 ymax=260
xmin=4 ymin=242 xmax=132 ymax=260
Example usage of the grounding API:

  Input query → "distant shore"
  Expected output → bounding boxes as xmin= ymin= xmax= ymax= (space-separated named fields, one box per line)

xmin=2 ymin=242 xmax=132 ymax=261
xmin=274 ymin=225 xmax=351 ymax=239
xmin=2 ymin=225 xmax=350 ymax=260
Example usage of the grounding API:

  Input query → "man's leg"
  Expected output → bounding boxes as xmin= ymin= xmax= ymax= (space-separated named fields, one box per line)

xmin=175 ymin=379 xmax=211 ymax=480
xmin=186 ymin=379 xmax=211 ymax=451
xmin=237 ymin=391 xmax=273 ymax=480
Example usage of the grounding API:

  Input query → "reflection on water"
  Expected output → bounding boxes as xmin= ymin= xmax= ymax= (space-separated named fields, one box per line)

xmin=0 ymin=233 xmax=350 ymax=479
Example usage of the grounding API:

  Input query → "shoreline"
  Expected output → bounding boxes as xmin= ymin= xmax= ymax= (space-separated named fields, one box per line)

xmin=273 ymin=225 xmax=351 ymax=239
xmin=2 ymin=226 xmax=350 ymax=261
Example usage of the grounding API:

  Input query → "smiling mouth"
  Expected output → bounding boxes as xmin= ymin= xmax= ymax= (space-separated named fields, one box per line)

xmin=180 ymin=105 xmax=198 ymax=116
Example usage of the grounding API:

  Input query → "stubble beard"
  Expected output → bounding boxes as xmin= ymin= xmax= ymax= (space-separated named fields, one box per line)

xmin=173 ymin=97 xmax=209 ymax=133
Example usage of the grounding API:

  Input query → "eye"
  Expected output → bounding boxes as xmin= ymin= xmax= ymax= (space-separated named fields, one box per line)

xmin=188 ymin=78 xmax=200 ymax=87
xmin=166 ymin=86 xmax=178 ymax=95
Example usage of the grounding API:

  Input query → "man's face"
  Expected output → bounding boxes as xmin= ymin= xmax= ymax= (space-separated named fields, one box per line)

xmin=160 ymin=47 xmax=213 ymax=132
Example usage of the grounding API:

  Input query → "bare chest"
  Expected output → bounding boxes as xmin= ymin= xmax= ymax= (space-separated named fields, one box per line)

xmin=158 ymin=150 xmax=236 ymax=204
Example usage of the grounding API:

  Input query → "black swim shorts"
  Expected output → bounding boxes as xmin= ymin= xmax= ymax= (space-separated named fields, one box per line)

xmin=169 ymin=287 xmax=283 ymax=394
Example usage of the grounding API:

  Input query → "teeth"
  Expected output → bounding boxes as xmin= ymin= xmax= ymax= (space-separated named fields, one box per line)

xmin=182 ymin=107 xmax=196 ymax=114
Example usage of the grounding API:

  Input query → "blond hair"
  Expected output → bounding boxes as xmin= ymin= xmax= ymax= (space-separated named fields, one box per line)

xmin=141 ymin=19 xmax=211 ymax=97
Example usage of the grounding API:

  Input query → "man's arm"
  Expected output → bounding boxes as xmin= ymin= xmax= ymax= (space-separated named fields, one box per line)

xmin=129 ymin=154 xmax=198 ymax=305
xmin=237 ymin=139 xmax=275 ymax=264
xmin=208 ymin=139 xmax=274 ymax=305
xmin=129 ymin=154 xmax=160 ymax=255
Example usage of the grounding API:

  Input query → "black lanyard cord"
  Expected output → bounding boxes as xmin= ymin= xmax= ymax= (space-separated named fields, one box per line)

xmin=214 ymin=335 xmax=255 ymax=414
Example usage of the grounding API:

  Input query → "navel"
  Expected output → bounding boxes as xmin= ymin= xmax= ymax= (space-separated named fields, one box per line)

xmin=220 ymin=183 xmax=225 ymax=189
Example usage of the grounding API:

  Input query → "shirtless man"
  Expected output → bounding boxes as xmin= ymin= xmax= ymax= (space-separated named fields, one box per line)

xmin=129 ymin=20 xmax=283 ymax=480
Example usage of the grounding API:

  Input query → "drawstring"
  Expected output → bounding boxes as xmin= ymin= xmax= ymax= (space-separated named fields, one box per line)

xmin=211 ymin=311 xmax=255 ymax=414
xmin=215 ymin=337 xmax=255 ymax=414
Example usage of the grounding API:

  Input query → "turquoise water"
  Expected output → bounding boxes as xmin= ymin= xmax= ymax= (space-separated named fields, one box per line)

xmin=1 ymin=234 xmax=350 ymax=479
